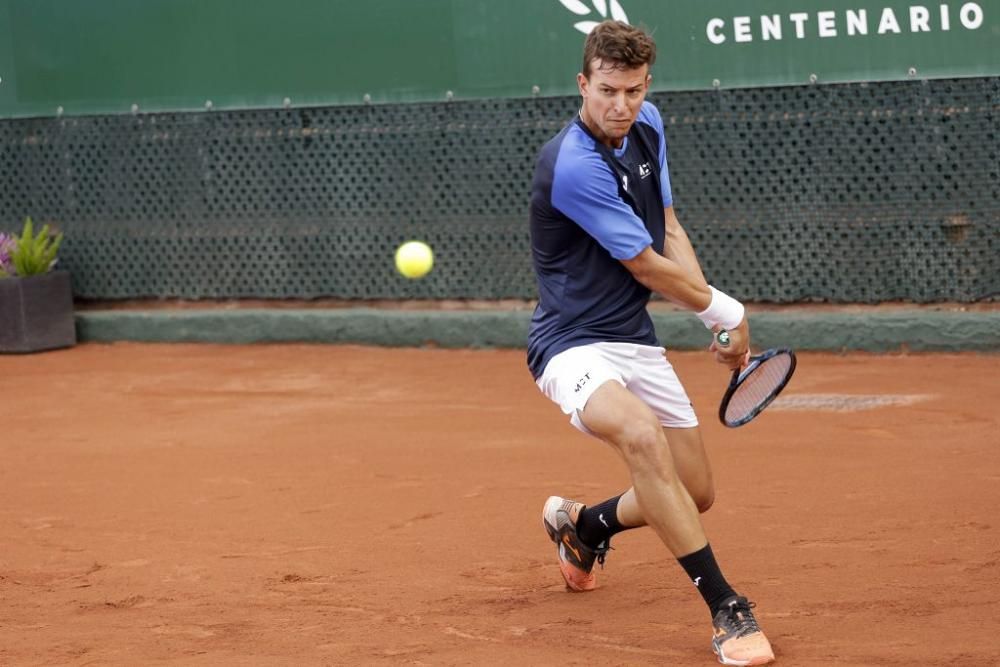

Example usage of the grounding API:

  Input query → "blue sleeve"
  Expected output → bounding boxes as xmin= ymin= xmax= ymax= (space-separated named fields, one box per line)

xmin=550 ymin=136 xmax=652 ymax=261
xmin=638 ymin=102 xmax=673 ymax=207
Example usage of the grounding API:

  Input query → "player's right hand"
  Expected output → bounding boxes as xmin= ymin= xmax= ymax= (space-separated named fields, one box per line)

xmin=710 ymin=318 xmax=750 ymax=370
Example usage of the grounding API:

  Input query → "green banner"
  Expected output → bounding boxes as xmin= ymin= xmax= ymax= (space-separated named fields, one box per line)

xmin=0 ymin=0 xmax=998 ymax=118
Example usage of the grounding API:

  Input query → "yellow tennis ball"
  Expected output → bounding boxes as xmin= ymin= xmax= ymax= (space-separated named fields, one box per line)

xmin=394 ymin=240 xmax=434 ymax=279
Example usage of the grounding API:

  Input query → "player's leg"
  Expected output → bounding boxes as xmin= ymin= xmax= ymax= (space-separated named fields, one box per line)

xmin=541 ymin=385 xmax=703 ymax=591
xmin=537 ymin=344 xmax=632 ymax=591
xmin=610 ymin=426 xmax=714 ymax=531
xmin=538 ymin=343 xmax=714 ymax=582
xmin=610 ymin=345 xmax=716 ymax=527
xmin=580 ymin=381 xmax=774 ymax=666
xmin=578 ymin=380 xmax=705 ymax=555
xmin=662 ymin=426 xmax=715 ymax=512
xmin=535 ymin=344 xmax=699 ymax=588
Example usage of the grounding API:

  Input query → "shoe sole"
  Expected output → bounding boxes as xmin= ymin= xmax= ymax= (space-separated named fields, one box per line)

xmin=713 ymin=644 xmax=775 ymax=666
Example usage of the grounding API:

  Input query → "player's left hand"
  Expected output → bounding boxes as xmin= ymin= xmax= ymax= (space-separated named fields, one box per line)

xmin=710 ymin=318 xmax=750 ymax=370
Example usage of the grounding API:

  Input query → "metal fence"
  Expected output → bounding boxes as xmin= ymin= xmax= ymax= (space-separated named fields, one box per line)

xmin=2 ymin=76 xmax=997 ymax=302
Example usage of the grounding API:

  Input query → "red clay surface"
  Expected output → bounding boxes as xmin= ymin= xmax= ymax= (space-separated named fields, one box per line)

xmin=2 ymin=344 xmax=998 ymax=666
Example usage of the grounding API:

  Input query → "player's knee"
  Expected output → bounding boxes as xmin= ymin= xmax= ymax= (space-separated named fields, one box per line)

xmin=695 ymin=489 xmax=715 ymax=513
xmin=617 ymin=418 xmax=670 ymax=471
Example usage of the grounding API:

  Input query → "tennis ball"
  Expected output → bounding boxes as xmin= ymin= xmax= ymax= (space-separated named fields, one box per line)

xmin=394 ymin=240 xmax=434 ymax=279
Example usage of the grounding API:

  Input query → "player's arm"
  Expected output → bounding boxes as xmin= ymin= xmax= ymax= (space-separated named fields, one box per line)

xmin=663 ymin=205 xmax=708 ymax=285
xmin=641 ymin=101 xmax=709 ymax=285
xmin=658 ymin=205 xmax=749 ymax=365
xmin=637 ymin=102 xmax=748 ymax=367
xmin=620 ymin=247 xmax=749 ymax=368
xmin=622 ymin=246 xmax=709 ymax=310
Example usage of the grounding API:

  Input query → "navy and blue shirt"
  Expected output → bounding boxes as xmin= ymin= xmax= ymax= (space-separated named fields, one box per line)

xmin=527 ymin=101 xmax=673 ymax=380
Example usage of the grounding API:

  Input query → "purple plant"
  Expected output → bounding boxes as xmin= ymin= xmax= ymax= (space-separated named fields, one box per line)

xmin=0 ymin=232 xmax=16 ymax=277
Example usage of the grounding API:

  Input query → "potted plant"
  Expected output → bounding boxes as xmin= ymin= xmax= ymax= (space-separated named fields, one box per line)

xmin=0 ymin=217 xmax=76 ymax=353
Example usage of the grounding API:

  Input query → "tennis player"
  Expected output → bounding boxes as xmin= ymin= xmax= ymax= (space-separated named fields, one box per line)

xmin=528 ymin=20 xmax=775 ymax=666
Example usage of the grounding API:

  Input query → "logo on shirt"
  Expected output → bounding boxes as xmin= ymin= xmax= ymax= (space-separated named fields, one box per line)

xmin=638 ymin=162 xmax=652 ymax=179
xmin=621 ymin=174 xmax=629 ymax=192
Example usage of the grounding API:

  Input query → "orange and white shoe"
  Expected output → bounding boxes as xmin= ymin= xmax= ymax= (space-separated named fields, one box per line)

xmin=541 ymin=496 xmax=609 ymax=592
xmin=711 ymin=595 xmax=775 ymax=665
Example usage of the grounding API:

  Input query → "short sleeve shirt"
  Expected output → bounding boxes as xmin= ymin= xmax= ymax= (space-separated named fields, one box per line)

xmin=527 ymin=101 xmax=673 ymax=379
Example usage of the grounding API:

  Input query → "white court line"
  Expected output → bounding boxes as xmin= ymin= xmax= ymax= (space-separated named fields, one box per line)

xmin=770 ymin=394 xmax=934 ymax=412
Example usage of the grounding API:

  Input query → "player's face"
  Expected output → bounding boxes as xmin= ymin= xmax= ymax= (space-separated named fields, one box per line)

xmin=577 ymin=60 xmax=651 ymax=148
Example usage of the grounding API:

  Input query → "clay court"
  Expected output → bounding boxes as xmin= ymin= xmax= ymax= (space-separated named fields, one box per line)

xmin=2 ymin=343 xmax=998 ymax=666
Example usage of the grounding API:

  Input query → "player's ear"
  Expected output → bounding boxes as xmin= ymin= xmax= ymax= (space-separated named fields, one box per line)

xmin=577 ymin=72 xmax=589 ymax=98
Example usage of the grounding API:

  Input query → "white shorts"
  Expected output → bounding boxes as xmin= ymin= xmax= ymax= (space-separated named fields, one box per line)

xmin=536 ymin=342 xmax=698 ymax=435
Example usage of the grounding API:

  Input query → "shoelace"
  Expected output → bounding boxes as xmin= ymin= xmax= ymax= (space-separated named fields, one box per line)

xmin=723 ymin=599 xmax=761 ymax=638
xmin=595 ymin=542 xmax=613 ymax=568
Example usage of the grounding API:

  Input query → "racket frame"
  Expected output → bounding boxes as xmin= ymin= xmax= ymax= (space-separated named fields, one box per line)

xmin=718 ymin=348 xmax=797 ymax=428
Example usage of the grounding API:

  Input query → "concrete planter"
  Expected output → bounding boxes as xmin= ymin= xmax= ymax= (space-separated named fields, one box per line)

xmin=0 ymin=270 xmax=77 ymax=353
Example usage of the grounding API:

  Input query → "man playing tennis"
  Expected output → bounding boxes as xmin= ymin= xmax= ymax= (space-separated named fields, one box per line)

xmin=529 ymin=20 xmax=775 ymax=666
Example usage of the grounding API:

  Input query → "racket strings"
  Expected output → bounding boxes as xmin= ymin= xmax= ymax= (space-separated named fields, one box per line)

xmin=725 ymin=355 xmax=793 ymax=423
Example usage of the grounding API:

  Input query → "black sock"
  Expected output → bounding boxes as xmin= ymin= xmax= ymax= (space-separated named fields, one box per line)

xmin=576 ymin=495 xmax=632 ymax=549
xmin=678 ymin=543 xmax=737 ymax=616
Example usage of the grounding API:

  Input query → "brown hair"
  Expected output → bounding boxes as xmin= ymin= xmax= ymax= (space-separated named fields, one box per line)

xmin=582 ymin=20 xmax=656 ymax=77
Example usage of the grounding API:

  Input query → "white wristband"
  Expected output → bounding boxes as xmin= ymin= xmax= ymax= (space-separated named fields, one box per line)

xmin=696 ymin=286 xmax=745 ymax=330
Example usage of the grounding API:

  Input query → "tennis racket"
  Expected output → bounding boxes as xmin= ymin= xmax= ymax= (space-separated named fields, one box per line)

xmin=715 ymin=331 xmax=797 ymax=428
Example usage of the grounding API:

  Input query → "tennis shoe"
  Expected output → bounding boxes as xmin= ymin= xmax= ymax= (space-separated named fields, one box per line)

xmin=711 ymin=595 xmax=775 ymax=666
xmin=541 ymin=495 xmax=609 ymax=591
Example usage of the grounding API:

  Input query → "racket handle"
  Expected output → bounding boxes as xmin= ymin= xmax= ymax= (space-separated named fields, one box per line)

xmin=716 ymin=329 xmax=731 ymax=347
